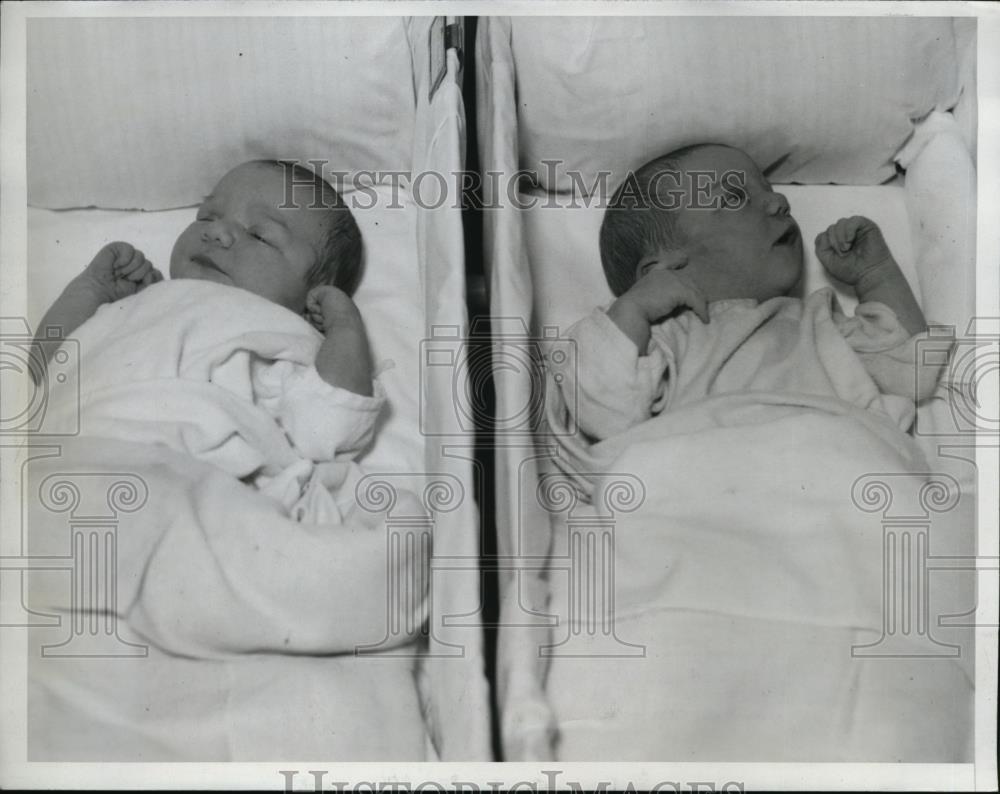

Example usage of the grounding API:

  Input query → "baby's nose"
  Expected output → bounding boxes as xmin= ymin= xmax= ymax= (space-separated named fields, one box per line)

xmin=201 ymin=221 xmax=234 ymax=248
xmin=765 ymin=192 xmax=790 ymax=217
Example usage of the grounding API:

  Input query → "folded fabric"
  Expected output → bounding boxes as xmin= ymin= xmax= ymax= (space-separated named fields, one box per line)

xmin=27 ymin=436 xmax=430 ymax=759
xmin=27 ymin=279 xmax=432 ymax=759
xmin=541 ymin=301 xmax=972 ymax=760
xmin=44 ymin=278 xmax=385 ymax=521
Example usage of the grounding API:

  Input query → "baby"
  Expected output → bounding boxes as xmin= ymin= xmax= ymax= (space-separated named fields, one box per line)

xmin=25 ymin=163 xmax=436 ymax=762
xmin=540 ymin=144 xmax=970 ymax=762
xmin=31 ymin=160 xmax=382 ymax=518
xmin=557 ymin=143 xmax=946 ymax=441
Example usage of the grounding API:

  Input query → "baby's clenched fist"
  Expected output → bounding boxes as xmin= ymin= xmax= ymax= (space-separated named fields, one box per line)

xmin=815 ymin=216 xmax=895 ymax=286
xmin=622 ymin=266 xmax=710 ymax=324
xmin=304 ymin=285 xmax=363 ymax=333
xmin=82 ymin=241 xmax=163 ymax=303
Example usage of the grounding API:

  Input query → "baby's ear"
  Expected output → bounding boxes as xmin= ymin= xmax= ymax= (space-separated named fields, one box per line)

xmin=635 ymin=249 xmax=688 ymax=281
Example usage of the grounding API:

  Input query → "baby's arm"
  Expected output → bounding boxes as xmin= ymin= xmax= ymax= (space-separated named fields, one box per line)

xmin=304 ymin=285 xmax=375 ymax=397
xmin=607 ymin=267 xmax=710 ymax=354
xmin=251 ymin=287 xmax=381 ymax=466
xmin=816 ymin=217 xmax=951 ymax=400
xmin=815 ymin=216 xmax=927 ymax=336
xmin=31 ymin=242 xmax=161 ymax=380
xmin=554 ymin=270 xmax=708 ymax=441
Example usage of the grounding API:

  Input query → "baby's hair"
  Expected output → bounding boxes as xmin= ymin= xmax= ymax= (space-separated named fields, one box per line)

xmin=256 ymin=160 xmax=364 ymax=295
xmin=599 ymin=143 xmax=716 ymax=297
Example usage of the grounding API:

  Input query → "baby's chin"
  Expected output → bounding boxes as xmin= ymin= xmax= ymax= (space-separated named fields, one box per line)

xmin=773 ymin=241 xmax=805 ymax=294
xmin=182 ymin=269 xmax=232 ymax=286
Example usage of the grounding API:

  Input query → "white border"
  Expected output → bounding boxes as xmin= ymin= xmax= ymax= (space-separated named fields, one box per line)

xmin=973 ymin=14 xmax=1000 ymax=794
xmin=1 ymin=1 xmax=997 ymax=790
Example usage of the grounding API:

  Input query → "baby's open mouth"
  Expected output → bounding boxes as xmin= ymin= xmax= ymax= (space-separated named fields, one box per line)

xmin=773 ymin=225 xmax=800 ymax=247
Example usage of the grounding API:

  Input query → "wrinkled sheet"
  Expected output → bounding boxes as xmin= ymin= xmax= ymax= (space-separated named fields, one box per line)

xmin=26 ymin=435 xmax=429 ymax=760
xmin=26 ymin=281 xmax=430 ymax=759
xmin=41 ymin=279 xmax=378 ymax=522
xmin=544 ymin=388 xmax=975 ymax=761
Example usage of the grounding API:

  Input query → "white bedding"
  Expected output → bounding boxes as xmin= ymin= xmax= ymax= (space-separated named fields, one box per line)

xmin=27 ymin=17 xmax=416 ymax=210
xmin=26 ymin=282 xmax=431 ymax=759
xmin=508 ymin=17 xmax=963 ymax=190
xmin=544 ymin=377 xmax=973 ymax=760
xmin=27 ymin=434 xmax=429 ymax=761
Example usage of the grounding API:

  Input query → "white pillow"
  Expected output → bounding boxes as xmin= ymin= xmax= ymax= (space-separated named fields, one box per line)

xmin=510 ymin=17 xmax=962 ymax=192
xmin=522 ymin=184 xmax=919 ymax=335
xmin=27 ymin=17 xmax=416 ymax=210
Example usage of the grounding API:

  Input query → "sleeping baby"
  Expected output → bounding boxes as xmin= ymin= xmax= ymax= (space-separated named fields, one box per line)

xmin=26 ymin=161 xmax=439 ymax=763
xmin=32 ymin=160 xmax=382 ymax=522
xmin=553 ymin=143 xmax=948 ymax=441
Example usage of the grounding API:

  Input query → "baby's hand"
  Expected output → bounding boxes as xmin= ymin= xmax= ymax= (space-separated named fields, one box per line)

xmin=622 ymin=267 xmax=710 ymax=324
xmin=81 ymin=241 xmax=163 ymax=303
xmin=815 ymin=216 xmax=895 ymax=286
xmin=307 ymin=285 xmax=374 ymax=396
xmin=304 ymin=285 xmax=363 ymax=333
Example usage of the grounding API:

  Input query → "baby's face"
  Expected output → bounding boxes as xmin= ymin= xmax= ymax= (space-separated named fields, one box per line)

xmin=170 ymin=162 xmax=328 ymax=312
xmin=666 ymin=145 xmax=803 ymax=302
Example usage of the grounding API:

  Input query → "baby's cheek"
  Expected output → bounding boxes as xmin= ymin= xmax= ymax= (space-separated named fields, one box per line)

xmin=168 ymin=228 xmax=197 ymax=278
xmin=167 ymin=248 xmax=185 ymax=279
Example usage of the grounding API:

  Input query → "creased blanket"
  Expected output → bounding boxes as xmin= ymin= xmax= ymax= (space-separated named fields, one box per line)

xmin=542 ymin=384 xmax=974 ymax=761
xmin=44 ymin=279 xmax=385 ymax=522
xmin=26 ymin=281 xmax=430 ymax=759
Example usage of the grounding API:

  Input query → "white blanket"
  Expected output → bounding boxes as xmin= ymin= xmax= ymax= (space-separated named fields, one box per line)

xmin=26 ymin=281 xmax=431 ymax=759
xmin=544 ymin=383 xmax=974 ymax=760
xmin=43 ymin=279 xmax=389 ymax=521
